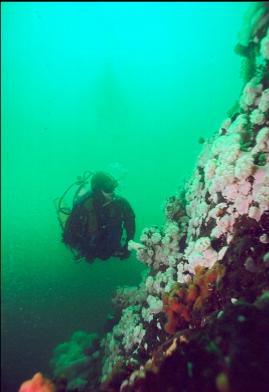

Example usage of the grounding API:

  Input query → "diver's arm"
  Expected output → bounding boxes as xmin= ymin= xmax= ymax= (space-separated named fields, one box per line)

xmin=122 ymin=199 xmax=136 ymax=241
xmin=115 ymin=198 xmax=135 ymax=260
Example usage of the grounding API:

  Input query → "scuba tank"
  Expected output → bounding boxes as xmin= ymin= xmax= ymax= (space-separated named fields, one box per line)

xmin=54 ymin=171 xmax=93 ymax=261
xmin=54 ymin=170 xmax=93 ymax=231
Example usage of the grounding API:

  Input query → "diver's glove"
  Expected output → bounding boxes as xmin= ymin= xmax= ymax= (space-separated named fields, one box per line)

xmin=119 ymin=250 xmax=130 ymax=260
xmin=116 ymin=244 xmax=130 ymax=260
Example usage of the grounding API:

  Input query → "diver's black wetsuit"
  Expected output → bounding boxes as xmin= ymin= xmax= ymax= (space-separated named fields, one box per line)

xmin=63 ymin=190 xmax=135 ymax=262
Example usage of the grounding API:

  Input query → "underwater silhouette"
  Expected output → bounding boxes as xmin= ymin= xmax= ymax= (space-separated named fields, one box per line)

xmin=61 ymin=171 xmax=135 ymax=262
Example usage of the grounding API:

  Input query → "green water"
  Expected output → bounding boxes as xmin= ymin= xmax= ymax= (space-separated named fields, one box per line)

xmin=2 ymin=2 xmax=252 ymax=390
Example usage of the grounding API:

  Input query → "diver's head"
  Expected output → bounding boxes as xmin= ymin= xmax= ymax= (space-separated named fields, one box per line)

xmin=91 ymin=171 xmax=118 ymax=194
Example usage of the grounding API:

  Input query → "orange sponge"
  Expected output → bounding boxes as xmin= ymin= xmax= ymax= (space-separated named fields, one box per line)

xmin=19 ymin=372 xmax=55 ymax=392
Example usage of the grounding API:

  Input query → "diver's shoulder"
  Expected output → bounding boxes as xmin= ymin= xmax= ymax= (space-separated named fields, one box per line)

xmin=114 ymin=195 xmax=133 ymax=209
xmin=114 ymin=194 xmax=127 ymax=203
xmin=74 ymin=191 xmax=93 ymax=206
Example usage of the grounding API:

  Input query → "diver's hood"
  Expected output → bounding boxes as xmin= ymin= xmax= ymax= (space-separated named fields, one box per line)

xmin=91 ymin=171 xmax=118 ymax=193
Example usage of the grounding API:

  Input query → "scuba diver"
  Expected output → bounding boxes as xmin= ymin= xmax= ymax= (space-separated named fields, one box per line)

xmin=57 ymin=171 xmax=135 ymax=263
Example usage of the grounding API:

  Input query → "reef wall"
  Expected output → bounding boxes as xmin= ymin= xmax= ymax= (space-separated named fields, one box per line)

xmin=98 ymin=4 xmax=269 ymax=392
